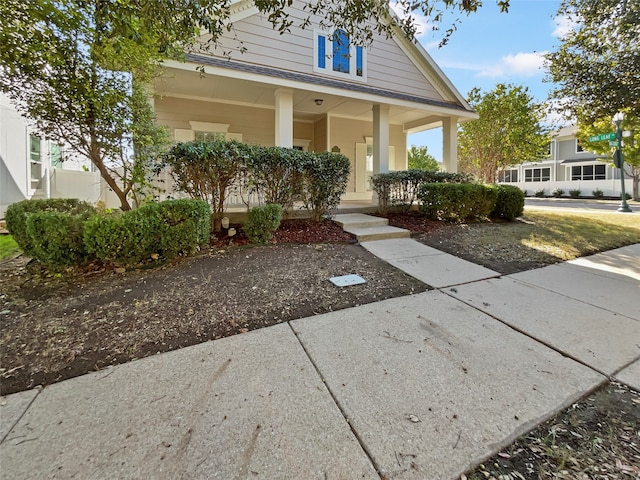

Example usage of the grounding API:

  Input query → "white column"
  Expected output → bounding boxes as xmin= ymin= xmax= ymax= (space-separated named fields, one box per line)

xmin=372 ymin=104 xmax=390 ymax=174
xmin=274 ymin=88 xmax=293 ymax=148
xmin=442 ymin=117 xmax=458 ymax=172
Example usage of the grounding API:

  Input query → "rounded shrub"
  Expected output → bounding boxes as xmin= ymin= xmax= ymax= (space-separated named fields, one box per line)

xmin=5 ymin=198 xmax=96 ymax=257
xmin=490 ymin=185 xmax=525 ymax=221
xmin=418 ymin=183 xmax=497 ymax=221
xmin=243 ymin=204 xmax=283 ymax=244
xmin=25 ymin=211 xmax=89 ymax=268
xmin=85 ymin=199 xmax=210 ymax=265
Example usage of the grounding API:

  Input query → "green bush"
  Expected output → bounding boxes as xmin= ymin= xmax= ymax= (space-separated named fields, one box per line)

xmin=162 ymin=139 xmax=252 ymax=230
xmin=592 ymin=188 xmax=604 ymax=198
xmin=157 ymin=199 xmax=211 ymax=257
xmin=243 ymin=204 xmax=283 ymax=244
xmin=5 ymin=198 xmax=96 ymax=257
xmin=246 ymin=146 xmax=303 ymax=211
xmin=418 ymin=183 xmax=497 ymax=221
xmin=85 ymin=199 xmax=210 ymax=265
xmin=25 ymin=211 xmax=89 ymax=268
xmin=552 ymin=188 xmax=565 ymax=198
xmin=490 ymin=185 xmax=525 ymax=221
xmin=371 ymin=170 xmax=474 ymax=214
xmin=569 ymin=189 xmax=581 ymax=198
xmin=300 ymin=152 xmax=350 ymax=221
xmin=534 ymin=188 xmax=546 ymax=198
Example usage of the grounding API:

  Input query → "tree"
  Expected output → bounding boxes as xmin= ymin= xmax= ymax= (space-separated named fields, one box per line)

xmin=0 ymin=0 xmax=511 ymax=210
xmin=408 ymin=145 xmax=440 ymax=171
xmin=458 ymin=83 xmax=548 ymax=183
xmin=546 ymin=0 xmax=640 ymax=123
xmin=576 ymin=115 xmax=640 ymax=200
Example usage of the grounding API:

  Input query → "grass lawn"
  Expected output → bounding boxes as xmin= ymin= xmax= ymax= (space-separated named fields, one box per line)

xmin=0 ymin=235 xmax=20 ymax=261
xmin=519 ymin=210 xmax=640 ymax=260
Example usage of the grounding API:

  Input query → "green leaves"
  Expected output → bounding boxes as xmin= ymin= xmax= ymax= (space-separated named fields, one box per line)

xmin=459 ymin=83 xmax=548 ymax=183
xmin=408 ymin=145 xmax=440 ymax=172
xmin=546 ymin=0 xmax=640 ymax=122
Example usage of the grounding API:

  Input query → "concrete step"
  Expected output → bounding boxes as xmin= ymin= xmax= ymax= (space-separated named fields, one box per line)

xmin=343 ymin=225 xmax=411 ymax=242
xmin=333 ymin=213 xmax=388 ymax=229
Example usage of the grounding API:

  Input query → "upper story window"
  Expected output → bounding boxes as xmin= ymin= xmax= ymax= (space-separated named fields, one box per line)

xmin=576 ymin=139 xmax=584 ymax=153
xmin=314 ymin=29 xmax=366 ymax=81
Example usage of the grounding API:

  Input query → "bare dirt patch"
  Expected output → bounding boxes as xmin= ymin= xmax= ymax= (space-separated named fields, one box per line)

xmin=0 ymin=219 xmax=427 ymax=396
xmin=463 ymin=382 xmax=640 ymax=479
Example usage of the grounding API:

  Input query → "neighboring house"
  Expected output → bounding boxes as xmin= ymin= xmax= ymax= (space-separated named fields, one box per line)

xmin=0 ymin=93 xmax=101 ymax=217
xmin=497 ymin=125 xmax=632 ymax=197
xmin=152 ymin=0 xmax=477 ymax=203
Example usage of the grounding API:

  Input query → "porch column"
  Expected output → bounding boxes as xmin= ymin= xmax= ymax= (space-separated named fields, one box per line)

xmin=274 ymin=88 xmax=293 ymax=148
xmin=373 ymin=104 xmax=390 ymax=174
xmin=442 ymin=116 xmax=458 ymax=172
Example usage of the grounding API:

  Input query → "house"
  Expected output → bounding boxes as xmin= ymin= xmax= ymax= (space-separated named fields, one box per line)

xmin=152 ymin=0 xmax=477 ymax=204
xmin=0 ymin=93 xmax=101 ymax=217
xmin=1 ymin=1 xmax=476 ymax=216
xmin=497 ymin=125 xmax=632 ymax=197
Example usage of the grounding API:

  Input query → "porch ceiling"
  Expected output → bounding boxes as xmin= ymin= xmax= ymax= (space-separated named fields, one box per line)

xmin=154 ymin=66 xmax=456 ymax=129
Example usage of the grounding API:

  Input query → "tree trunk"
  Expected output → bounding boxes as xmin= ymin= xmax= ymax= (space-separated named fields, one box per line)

xmin=89 ymin=148 xmax=132 ymax=211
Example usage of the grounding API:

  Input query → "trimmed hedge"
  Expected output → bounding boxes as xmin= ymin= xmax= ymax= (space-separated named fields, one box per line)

xmin=300 ymin=152 xmax=351 ymax=221
xmin=489 ymin=184 xmax=525 ymax=221
xmin=418 ymin=183 xmax=497 ymax=221
xmin=25 ymin=211 xmax=89 ymax=268
xmin=246 ymin=146 xmax=303 ymax=210
xmin=243 ymin=204 xmax=283 ymax=244
xmin=5 ymin=198 xmax=96 ymax=257
xmin=164 ymin=140 xmax=350 ymax=223
xmin=84 ymin=199 xmax=210 ymax=265
xmin=371 ymin=170 xmax=475 ymax=214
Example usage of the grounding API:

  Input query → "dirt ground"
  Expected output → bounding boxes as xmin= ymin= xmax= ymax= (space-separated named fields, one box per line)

xmin=1 ymin=219 xmax=430 ymax=396
xmin=1 ymin=214 xmax=638 ymax=477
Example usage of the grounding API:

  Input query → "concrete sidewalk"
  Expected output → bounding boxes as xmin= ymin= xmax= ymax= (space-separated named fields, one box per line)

xmin=1 ymin=244 xmax=639 ymax=479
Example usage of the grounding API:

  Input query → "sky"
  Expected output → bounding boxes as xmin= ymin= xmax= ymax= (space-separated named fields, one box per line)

xmin=404 ymin=0 xmax=568 ymax=161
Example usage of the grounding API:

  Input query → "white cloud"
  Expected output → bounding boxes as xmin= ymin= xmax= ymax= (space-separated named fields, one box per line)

xmin=553 ymin=14 xmax=577 ymax=39
xmin=478 ymin=52 xmax=548 ymax=78
xmin=435 ymin=52 xmax=547 ymax=78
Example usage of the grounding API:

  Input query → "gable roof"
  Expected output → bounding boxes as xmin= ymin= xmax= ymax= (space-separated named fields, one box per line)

xmin=195 ymin=0 xmax=473 ymax=114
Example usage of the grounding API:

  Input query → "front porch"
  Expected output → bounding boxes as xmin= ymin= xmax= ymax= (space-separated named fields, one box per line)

xmin=153 ymin=58 xmax=474 ymax=203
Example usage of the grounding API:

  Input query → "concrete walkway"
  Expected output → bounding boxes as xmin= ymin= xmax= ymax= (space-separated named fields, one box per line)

xmin=1 ymin=244 xmax=639 ymax=479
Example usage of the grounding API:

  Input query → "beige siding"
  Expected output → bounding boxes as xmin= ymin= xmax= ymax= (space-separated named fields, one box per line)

xmin=199 ymin=4 xmax=315 ymax=75
xmin=329 ymin=117 xmax=407 ymax=193
xmin=195 ymin=2 xmax=446 ymax=102
xmin=293 ymin=122 xmax=314 ymax=151
xmin=314 ymin=116 xmax=328 ymax=152
xmin=156 ymin=96 xmax=314 ymax=148
xmin=366 ymin=34 xmax=443 ymax=101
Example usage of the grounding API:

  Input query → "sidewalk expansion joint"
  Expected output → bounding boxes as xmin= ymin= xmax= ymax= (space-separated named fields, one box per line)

xmin=1 ymin=386 xmax=42 ymax=445
xmin=440 ymin=289 xmax=611 ymax=379
xmin=286 ymin=322 xmax=384 ymax=480
xmin=509 ymin=277 xmax=640 ymax=323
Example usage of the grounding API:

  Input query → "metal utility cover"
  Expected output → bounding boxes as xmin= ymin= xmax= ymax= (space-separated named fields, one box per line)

xmin=329 ymin=274 xmax=367 ymax=287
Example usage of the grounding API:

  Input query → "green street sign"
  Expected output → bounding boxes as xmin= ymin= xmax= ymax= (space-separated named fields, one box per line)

xmin=609 ymin=140 xmax=620 ymax=147
xmin=588 ymin=132 xmax=616 ymax=142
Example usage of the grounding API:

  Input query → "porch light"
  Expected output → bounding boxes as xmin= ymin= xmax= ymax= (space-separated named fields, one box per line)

xmin=314 ymin=98 xmax=323 ymax=106
xmin=612 ymin=112 xmax=632 ymax=212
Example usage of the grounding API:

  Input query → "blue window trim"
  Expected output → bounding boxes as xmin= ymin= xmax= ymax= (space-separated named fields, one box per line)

xmin=314 ymin=29 xmax=366 ymax=81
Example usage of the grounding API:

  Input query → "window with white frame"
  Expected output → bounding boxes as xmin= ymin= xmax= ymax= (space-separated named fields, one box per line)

xmin=524 ymin=167 xmax=550 ymax=182
xmin=29 ymin=134 xmax=42 ymax=190
xmin=571 ymin=164 xmax=605 ymax=181
xmin=576 ymin=139 xmax=584 ymax=153
xmin=314 ymin=29 xmax=366 ymax=81
xmin=498 ymin=169 xmax=518 ymax=183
